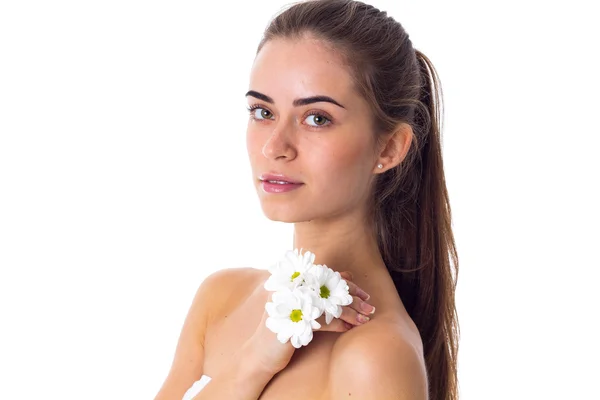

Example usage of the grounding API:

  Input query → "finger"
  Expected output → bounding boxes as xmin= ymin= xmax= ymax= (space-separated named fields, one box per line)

xmin=315 ymin=315 xmax=353 ymax=333
xmin=339 ymin=302 xmax=371 ymax=325
xmin=339 ymin=271 xmax=354 ymax=281
xmin=344 ymin=280 xmax=370 ymax=301
xmin=348 ymin=295 xmax=376 ymax=316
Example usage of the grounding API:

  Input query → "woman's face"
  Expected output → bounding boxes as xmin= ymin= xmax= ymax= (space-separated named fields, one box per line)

xmin=246 ymin=37 xmax=379 ymax=223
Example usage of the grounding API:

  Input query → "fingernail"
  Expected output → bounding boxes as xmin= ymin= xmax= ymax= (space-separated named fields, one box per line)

xmin=357 ymin=314 xmax=370 ymax=323
xmin=360 ymin=290 xmax=371 ymax=301
xmin=361 ymin=302 xmax=376 ymax=314
xmin=344 ymin=322 xmax=353 ymax=330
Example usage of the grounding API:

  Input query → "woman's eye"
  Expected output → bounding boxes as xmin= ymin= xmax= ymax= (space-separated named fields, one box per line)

xmin=249 ymin=107 xmax=273 ymax=120
xmin=305 ymin=113 xmax=331 ymax=127
xmin=248 ymin=106 xmax=331 ymax=127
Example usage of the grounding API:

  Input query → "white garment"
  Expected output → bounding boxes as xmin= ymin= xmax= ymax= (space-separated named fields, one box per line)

xmin=181 ymin=375 xmax=212 ymax=400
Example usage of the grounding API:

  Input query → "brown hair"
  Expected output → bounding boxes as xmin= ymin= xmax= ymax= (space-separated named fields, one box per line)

xmin=256 ymin=1 xmax=459 ymax=399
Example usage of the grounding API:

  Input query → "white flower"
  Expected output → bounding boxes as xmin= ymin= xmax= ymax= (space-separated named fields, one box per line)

xmin=263 ymin=248 xmax=354 ymax=347
xmin=264 ymin=248 xmax=316 ymax=292
xmin=304 ymin=264 xmax=353 ymax=324
xmin=265 ymin=287 xmax=322 ymax=348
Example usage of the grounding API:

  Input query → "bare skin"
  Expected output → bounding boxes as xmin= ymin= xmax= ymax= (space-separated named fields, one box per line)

xmin=155 ymin=34 xmax=427 ymax=399
xmin=200 ymin=267 xmax=425 ymax=399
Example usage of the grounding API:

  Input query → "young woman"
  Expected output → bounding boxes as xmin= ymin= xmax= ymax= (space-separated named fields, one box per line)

xmin=155 ymin=1 xmax=459 ymax=399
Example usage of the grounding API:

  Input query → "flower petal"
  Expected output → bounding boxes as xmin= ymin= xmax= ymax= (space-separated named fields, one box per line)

xmin=263 ymin=276 xmax=280 ymax=292
xmin=291 ymin=334 xmax=302 ymax=348
xmin=277 ymin=330 xmax=292 ymax=344
xmin=325 ymin=312 xmax=333 ymax=325
xmin=331 ymin=305 xmax=342 ymax=318
xmin=340 ymin=294 xmax=353 ymax=306
xmin=265 ymin=316 xmax=285 ymax=334
xmin=311 ymin=319 xmax=321 ymax=330
xmin=274 ymin=303 xmax=291 ymax=316
xmin=275 ymin=321 xmax=294 ymax=343
xmin=265 ymin=302 xmax=282 ymax=317
xmin=272 ymin=289 xmax=296 ymax=306
xmin=293 ymin=320 xmax=307 ymax=335
xmin=300 ymin=324 xmax=313 ymax=346
xmin=310 ymin=305 xmax=322 ymax=320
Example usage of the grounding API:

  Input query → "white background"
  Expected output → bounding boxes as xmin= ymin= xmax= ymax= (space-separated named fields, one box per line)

xmin=1 ymin=1 xmax=598 ymax=399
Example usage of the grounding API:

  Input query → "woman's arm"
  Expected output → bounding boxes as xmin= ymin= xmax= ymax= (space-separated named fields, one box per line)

xmin=156 ymin=266 xmax=375 ymax=399
xmin=189 ymin=341 xmax=275 ymax=399
xmin=154 ymin=268 xmax=270 ymax=400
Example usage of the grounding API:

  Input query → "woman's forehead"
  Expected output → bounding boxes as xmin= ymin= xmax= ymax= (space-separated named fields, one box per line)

xmin=249 ymin=38 xmax=356 ymax=106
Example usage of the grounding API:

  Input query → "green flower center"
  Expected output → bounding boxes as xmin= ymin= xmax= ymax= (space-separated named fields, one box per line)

xmin=291 ymin=271 xmax=300 ymax=281
xmin=320 ymin=285 xmax=330 ymax=299
xmin=290 ymin=309 xmax=303 ymax=322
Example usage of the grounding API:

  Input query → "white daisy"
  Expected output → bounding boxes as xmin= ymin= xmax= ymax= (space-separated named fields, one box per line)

xmin=304 ymin=264 xmax=353 ymax=324
xmin=265 ymin=287 xmax=322 ymax=348
xmin=264 ymin=248 xmax=316 ymax=292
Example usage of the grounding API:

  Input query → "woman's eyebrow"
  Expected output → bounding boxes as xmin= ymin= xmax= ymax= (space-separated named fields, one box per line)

xmin=245 ymin=90 xmax=346 ymax=109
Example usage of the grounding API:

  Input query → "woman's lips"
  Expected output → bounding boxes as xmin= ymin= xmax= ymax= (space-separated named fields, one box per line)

xmin=260 ymin=180 xmax=304 ymax=193
xmin=259 ymin=173 xmax=302 ymax=184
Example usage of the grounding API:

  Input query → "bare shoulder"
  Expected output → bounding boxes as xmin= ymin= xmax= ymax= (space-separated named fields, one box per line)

xmin=201 ymin=266 xmax=266 ymax=288
xmin=177 ymin=266 xmax=267 ymax=342
xmin=200 ymin=267 xmax=269 ymax=319
xmin=200 ymin=266 xmax=266 ymax=290
xmin=327 ymin=320 xmax=428 ymax=400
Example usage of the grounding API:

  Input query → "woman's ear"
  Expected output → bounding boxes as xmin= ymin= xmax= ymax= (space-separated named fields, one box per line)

xmin=375 ymin=123 xmax=413 ymax=172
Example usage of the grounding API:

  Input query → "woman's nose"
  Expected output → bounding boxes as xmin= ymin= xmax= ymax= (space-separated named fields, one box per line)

xmin=261 ymin=124 xmax=297 ymax=161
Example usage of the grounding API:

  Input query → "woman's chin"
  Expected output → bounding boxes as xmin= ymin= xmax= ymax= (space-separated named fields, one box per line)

xmin=259 ymin=202 xmax=310 ymax=223
xmin=261 ymin=208 xmax=299 ymax=223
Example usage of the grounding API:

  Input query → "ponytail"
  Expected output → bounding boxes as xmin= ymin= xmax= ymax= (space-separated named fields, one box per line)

xmin=374 ymin=49 xmax=459 ymax=400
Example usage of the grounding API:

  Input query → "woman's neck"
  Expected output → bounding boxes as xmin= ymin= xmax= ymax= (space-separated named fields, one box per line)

xmin=292 ymin=214 xmax=388 ymax=280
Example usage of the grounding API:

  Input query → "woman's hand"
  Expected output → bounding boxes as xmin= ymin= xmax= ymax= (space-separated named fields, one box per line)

xmin=241 ymin=271 xmax=375 ymax=376
xmin=316 ymin=271 xmax=375 ymax=331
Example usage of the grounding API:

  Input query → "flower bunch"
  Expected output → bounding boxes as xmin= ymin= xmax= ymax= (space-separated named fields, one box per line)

xmin=264 ymin=248 xmax=353 ymax=348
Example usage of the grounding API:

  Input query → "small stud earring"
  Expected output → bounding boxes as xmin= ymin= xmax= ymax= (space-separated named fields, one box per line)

xmin=377 ymin=163 xmax=383 ymax=169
